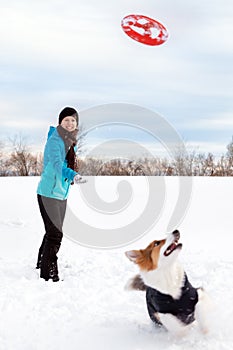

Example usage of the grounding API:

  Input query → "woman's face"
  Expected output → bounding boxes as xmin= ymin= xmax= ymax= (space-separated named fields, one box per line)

xmin=61 ymin=116 xmax=77 ymax=132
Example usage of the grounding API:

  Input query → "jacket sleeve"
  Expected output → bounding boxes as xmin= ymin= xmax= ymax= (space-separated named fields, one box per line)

xmin=47 ymin=137 xmax=77 ymax=181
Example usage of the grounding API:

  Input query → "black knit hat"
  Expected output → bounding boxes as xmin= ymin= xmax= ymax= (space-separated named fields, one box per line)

xmin=58 ymin=107 xmax=79 ymax=125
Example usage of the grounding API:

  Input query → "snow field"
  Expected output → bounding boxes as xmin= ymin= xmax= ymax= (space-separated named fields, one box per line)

xmin=0 ymin=176 xmax=233 ymax=349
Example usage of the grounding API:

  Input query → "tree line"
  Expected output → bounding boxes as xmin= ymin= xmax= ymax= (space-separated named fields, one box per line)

xmin=0 ymin=135 xmax=232 ymax=176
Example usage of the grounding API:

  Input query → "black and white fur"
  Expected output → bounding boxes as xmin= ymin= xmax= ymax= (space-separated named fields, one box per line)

xmin=125 ymin=230 xmax=210 ymax=336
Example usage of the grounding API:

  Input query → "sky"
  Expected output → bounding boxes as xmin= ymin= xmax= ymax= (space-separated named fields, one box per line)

xmin=0 ymin=0 xmax=233 ymax=158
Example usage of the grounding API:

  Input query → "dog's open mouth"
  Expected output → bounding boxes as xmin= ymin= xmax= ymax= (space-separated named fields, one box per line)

xmin=164 ymin=240 xmax=182 ymax=256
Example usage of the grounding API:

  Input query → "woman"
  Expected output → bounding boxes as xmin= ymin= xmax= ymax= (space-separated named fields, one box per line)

xmin=36 ymin=107 xmax=82 ymax=282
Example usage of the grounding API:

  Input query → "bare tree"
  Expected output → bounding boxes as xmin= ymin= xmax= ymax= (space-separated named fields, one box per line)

xmin=0 ymin=140 xmax=7 ymax=176
xmin=227 ymin=136 xmax=233 ymax=158
xmin=2 ymin=133 xmax=233 ymax=177
xmin=34 ymin=152 xmax=43 ymax=175
xmin=76 ymin=124 xmax=87 ymax=157
xmin=7 ymin=134 xmax=39 ymax=176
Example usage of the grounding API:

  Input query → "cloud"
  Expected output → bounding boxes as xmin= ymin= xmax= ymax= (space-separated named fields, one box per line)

xmin=186 ymin=140 xmax=228 ymax=156
xmin=177 ymin=112 xmax=233 ymax=130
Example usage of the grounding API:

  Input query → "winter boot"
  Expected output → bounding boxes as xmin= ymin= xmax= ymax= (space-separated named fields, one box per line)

xmin=40 ymin=241 xmax=60 ymax=282
xmin=36 ymin=236 xmax=46 ymax=269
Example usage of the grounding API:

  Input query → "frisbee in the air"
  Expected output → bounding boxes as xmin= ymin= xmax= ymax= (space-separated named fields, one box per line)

xmin=121 ymin=14 xmax=169 ymax=46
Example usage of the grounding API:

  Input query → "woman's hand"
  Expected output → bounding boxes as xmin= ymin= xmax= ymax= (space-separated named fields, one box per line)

xmin=74 ymin=174 xmax=87 ymax=184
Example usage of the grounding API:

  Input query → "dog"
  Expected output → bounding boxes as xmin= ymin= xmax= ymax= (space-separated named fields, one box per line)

xmin=125 ymin=230 xmax=210 ymax=336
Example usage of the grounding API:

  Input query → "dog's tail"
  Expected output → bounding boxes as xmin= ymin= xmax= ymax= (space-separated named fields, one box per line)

xmin=125 ymin=274 xmax=147 ymax=291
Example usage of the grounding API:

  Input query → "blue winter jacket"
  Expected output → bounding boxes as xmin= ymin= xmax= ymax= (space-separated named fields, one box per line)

xmin=37 ymin=126 xmax=77 ymax=200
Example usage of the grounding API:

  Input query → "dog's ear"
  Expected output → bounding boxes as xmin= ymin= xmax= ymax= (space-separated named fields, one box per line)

xmin=125 ymin=250 xmax=141 ymax=262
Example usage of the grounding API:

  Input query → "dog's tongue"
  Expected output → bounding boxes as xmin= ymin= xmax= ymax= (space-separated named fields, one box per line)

xmin=169 ymin=243 xmax=177 ymax=252
xmin=171 ymin=243 xmax=177 ymax=250
xmin=164 ymin=242 xmax=177 ymax=256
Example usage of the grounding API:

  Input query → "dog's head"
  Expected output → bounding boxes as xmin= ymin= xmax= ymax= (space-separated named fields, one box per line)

xmin=125 ymin=230 xmax=182 ymax=271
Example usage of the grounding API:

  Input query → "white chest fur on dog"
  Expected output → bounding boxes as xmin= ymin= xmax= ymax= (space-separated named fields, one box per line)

xmin=141 ymin=262 xmax=185 ymax=299
xmin=125 ymin=230 xmax=211 ymax=335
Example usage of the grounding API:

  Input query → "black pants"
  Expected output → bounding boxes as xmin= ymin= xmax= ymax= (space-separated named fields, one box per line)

xmin=37 ymin=194 xmax=67 ymax=280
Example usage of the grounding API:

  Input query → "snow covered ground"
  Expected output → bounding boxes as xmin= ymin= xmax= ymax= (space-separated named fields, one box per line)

xmin=0 ymin=176 xmax=233 ymax=350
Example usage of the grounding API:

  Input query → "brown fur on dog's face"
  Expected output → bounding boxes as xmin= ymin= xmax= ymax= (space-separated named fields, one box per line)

xmin=125 ymin=239 xmax=166 ymax=271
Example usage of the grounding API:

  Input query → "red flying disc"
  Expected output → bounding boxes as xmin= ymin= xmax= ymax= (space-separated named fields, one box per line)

xmin=121 ymin=14 xmax=169 ymax=46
